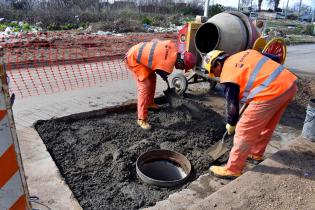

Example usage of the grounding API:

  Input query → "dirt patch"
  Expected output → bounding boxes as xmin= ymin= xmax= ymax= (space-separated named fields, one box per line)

xmin=2 ymin=32 xmax=177 ymax=69
xmin=35 ymin=100 xmax=225 ymax=210
xmin=280 ymin=76 xmax=315 ymax=129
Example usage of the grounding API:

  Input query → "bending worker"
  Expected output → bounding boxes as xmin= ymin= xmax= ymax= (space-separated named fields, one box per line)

xmin=125 ymin=39 xmax=196 ymax=130
xmin=205 ymin=49 xmax=297 ymax=179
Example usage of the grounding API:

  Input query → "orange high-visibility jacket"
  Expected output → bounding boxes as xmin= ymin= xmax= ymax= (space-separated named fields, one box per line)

xmin=220 ymin=49 xmax=297 ymax=103
xmin=126 ymin=40 xmax=177 ymax=81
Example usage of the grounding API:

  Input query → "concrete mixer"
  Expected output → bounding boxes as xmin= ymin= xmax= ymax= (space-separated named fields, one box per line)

xmin=172 ymin=11 xmax=287 ymax=95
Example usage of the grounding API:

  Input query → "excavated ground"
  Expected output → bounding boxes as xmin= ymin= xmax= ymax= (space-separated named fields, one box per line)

xmin=35 ymin=99 xmax=225 ymax=210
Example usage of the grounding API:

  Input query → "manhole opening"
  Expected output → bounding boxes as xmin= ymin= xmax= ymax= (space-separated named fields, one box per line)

xmin=141 ymin=159 xmax=187 ymax=181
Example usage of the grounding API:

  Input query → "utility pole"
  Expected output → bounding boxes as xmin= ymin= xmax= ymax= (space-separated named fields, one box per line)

xmin=285 ymin=0 xmax=289 ymax=18
xmin=238 ymin=0 xmax=241 ymax=11
xmin=204 ymin=0 xmax=210 ymax=17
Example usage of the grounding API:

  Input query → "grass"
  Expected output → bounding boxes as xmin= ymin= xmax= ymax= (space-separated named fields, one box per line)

xmin=263 ymin=19 xmax=315 ymax=45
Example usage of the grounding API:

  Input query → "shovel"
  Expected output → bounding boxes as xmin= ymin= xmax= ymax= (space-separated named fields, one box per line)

xmin=208 ymin=103 xmax=249 ymax=161
xmin=163 ymin=79 xmax=182 ymax=108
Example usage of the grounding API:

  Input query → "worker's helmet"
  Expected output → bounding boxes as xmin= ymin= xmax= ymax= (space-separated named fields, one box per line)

xmin=202 ymin=50 xmax=228 ymax=78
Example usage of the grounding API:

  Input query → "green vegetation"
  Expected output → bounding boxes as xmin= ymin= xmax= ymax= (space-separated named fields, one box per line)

xmin=208 ymin=4 xmax=225 ymax=17
xmin=264 ymin=19 xmax=315 ymax=45
xmin=0 ymin=21 xmax=33 ymax=32
xmin=285 ymin=35 xmax=315 ymax=45
xmin=265 ymin=19 xmax=315 ymax=36
xmin=142 ymin=16 xmax=153 ymax=25
xmin=0 ymin=24 xmax=6 ymax=31
xmin=0 ymin=1 xmax=224 ymax=32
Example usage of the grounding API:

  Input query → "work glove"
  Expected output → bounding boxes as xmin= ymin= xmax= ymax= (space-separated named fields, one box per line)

xmin=226 ymin=124 xmax=236 ymax=135
xmin=155 ymin=70 xmax=169 ymax=81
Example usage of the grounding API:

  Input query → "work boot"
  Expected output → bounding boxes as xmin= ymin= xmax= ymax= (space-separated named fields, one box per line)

xmin=247 ymin=154 xmax=264 ymax=165
xmin=209 ymin=166 xmax=241 ymax=180
xmin=147 ymin=102 xmax=160 ymax=110
xmin=137 ymin=119 xmax=151 ymax=130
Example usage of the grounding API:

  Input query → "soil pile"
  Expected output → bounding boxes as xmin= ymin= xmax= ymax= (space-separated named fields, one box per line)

xmin=35 ymin=101 xmax=225 ymax=210
xmin=281 ymin=76 xmax=315 ymax=129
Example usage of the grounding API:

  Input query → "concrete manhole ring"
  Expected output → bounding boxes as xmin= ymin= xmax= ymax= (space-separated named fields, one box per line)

xmin=136 ymin=149 xmax=191 ymax=187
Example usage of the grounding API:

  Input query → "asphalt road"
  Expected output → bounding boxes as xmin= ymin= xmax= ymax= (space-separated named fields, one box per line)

xmin=285 ymin=44 xmax=315 ymax=75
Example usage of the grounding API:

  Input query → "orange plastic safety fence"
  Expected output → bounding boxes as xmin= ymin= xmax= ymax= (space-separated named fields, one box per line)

xmin=1 ymin=32 xmax=176 ymax=98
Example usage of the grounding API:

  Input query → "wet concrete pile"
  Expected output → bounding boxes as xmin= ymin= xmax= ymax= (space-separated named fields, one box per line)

xmin=35 ymin=100 xmax=225 ymax=210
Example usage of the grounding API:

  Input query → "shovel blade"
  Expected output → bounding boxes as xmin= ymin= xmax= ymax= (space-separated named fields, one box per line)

xmin=163 ymin=88 xmax=182 ymax=107
xmin=208 ymin=141 xmax=230 ymax=161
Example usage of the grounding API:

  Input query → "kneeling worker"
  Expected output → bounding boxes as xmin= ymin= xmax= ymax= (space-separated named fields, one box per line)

xmin=205 ymin=49 xmax=297 ymax=179
xmin=125 ymin=40 xmax=196 ymax=130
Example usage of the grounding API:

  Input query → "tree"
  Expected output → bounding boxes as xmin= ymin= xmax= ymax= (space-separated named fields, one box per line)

xmin=267 ymin=0 xmax=281 ymax=11
xmin=240 ymin=0 xmax=254 ymax=11
xmin=298 ymin=0 xmax=302 ymax=16
xmin=11 ymin=0 xmax=31 ymax=10
xmin=208 ymin=4 xmax=225 ymax=17
xmin=285 ymin=0 xmax=289 ymax=17
xmin=273 ymin=0 xmax=280 ymax=11
xmin=241 ymin=0 xmax=252 ymax=6
xmin=258 ymin=0 xmax=263 ymax=11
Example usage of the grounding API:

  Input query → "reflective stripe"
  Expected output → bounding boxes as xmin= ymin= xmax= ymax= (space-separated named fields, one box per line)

xmin=9 ymin=194 xmax=27 ymax=210
xmin=0 ymin=62 xmax=30 ymax=210
xmin=0 ymin=145 xmax=19 ymax=188
xmin=148 ymin=41 xmax=158 ymax=69
xmin=0 ymin=113 xmax=12 ymax=157
xmin=247 ymin=65 xmax=285 ymax=100
xmin=136 ymin=43 xmax=147 ymax=64
xmin=0 ymin=171 xmax=24 ymax=210
xmin=241 ymin=56 xmax=268 ymax=102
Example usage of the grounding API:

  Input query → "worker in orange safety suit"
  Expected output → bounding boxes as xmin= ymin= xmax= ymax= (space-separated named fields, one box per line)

xmin=204 ymin=49 xmax=297 ymax=179
xmin=125 ymin=40 xmax=197 ymax=130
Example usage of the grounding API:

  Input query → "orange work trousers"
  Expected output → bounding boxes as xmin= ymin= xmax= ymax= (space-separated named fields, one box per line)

xmin=124 ymin=57 xmax=156 ymax=120
xmin=226 ymin=83 xmax=297 ymax=173
xmin=136 ymin=73 xmax=156 ymax=120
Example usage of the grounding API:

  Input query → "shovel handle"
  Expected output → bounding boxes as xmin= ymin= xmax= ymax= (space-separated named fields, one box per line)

xmin=165 ymin=79 xmax=170 ymax=90
xmin=222 ymin=103 xmax=248 ymax=142
xmin=222 ymin=130 xmax=228 ymax=141
xmin=239 ymin=103 xmax=248 ymax=117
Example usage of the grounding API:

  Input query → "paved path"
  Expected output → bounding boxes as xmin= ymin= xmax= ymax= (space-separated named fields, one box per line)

xmin=285 ymin=44 xmax=315 ymax=75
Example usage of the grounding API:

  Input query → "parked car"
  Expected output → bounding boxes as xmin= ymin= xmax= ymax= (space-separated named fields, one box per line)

xmin=249 ymin=12 xmax=258 ymax=20
xmin=276 ymin=12 xmax=285 ymax=19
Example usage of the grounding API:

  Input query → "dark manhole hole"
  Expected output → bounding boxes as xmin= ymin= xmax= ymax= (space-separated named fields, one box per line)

xmin=136 ymin=149 xmax=191 ymax=187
